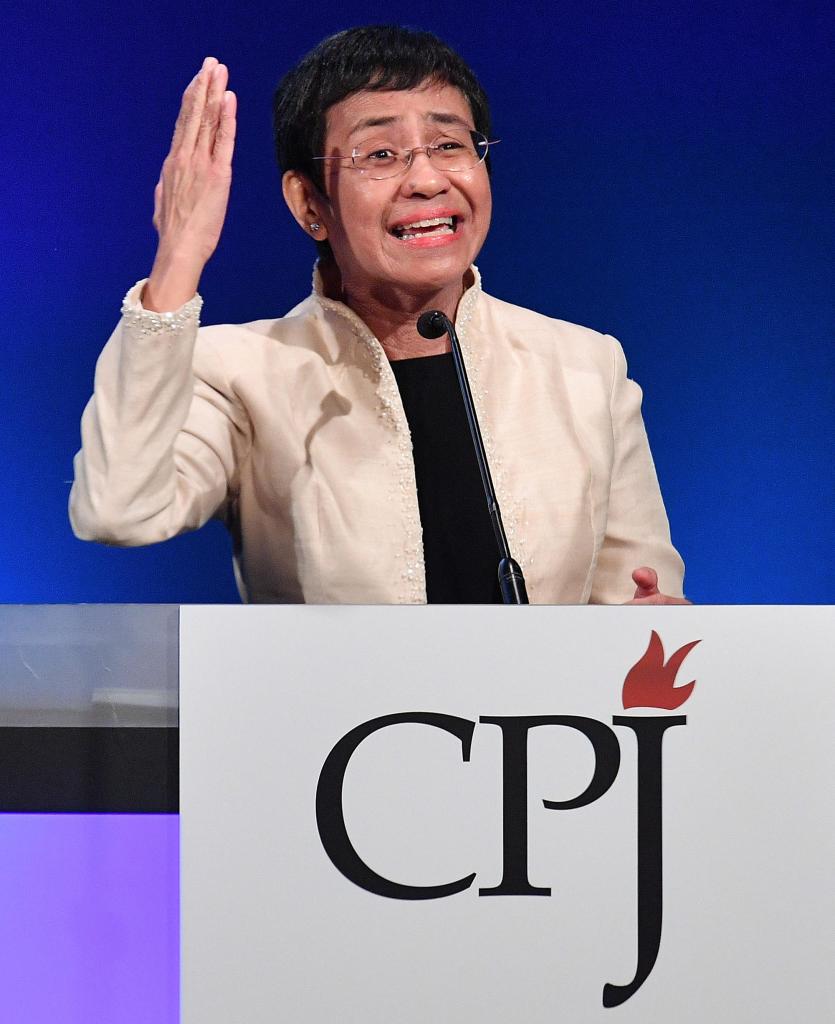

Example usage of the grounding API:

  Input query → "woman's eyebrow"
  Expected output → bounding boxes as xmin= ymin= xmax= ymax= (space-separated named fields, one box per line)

xmin=348 ymin=115 xmax=400 ymax=138
xmin=347 ymin=111 xmax=471 ymax=138
xmin=425 ymin=111 xmax=470 ymax=127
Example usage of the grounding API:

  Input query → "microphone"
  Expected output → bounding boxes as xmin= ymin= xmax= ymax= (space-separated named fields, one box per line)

xmin=416 ymin=309 xmax=529 ymax=605
xmin=416 ymin=310 xmax=448 ymax=340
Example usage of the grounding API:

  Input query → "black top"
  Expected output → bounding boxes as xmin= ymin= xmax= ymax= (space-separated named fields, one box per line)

xmin=390 ymin=353 xmax=502 ymax=604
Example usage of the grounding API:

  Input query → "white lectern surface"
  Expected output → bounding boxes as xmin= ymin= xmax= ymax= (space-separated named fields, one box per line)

xmin=181 ymin=606 xmax=834 ymax=1023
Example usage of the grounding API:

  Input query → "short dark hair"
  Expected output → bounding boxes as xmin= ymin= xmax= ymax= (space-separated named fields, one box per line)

xmin=273 ymin=24 xmax=492 ymax=196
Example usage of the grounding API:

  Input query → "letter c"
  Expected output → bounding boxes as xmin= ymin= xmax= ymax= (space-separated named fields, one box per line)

xmin=315 ymin=712 xmax=477 ymax=900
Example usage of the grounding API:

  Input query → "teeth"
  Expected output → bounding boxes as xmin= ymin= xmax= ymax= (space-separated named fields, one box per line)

xmin=405 ymin=216 xmax=454 ymax=229
xmin=393 ymin=216 xmax=455 ymax=238
xmin=398 ymin=226 xmax=454 ymax=240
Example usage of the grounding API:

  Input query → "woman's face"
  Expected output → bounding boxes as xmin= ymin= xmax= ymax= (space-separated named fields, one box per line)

xmin=316 ymin=81 xmax=492 ymax=301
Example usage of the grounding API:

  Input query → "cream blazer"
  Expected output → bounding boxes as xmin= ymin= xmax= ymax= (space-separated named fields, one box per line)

xmin=70 ymin=267 xmax=685 ymax=604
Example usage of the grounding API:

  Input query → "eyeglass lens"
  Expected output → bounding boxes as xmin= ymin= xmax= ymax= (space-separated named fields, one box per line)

xmin=352 ymin=129 xmax=489 ymax=179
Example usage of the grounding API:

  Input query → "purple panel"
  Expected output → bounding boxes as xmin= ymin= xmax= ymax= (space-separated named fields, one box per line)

xmin=0 ymin=815 xmax=178 ymax=1023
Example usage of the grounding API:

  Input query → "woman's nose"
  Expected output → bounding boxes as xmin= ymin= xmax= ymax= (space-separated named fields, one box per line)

xmin=401 ymin=147 xmax=450 ymax=196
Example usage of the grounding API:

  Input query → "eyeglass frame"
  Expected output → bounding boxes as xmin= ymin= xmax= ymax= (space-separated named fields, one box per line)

xmin=311 ymin=130 xmax=500 ymax=181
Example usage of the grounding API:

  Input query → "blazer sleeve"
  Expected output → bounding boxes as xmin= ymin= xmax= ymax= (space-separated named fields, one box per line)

xmin=588 ymin=337 xmax=686 ymax=603
xmin=69 ymin=283 xmax=251 ymax=546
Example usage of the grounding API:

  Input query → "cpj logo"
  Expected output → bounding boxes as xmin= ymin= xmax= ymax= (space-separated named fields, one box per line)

xmin=316 ymin=631 xmax=700 ymax=1008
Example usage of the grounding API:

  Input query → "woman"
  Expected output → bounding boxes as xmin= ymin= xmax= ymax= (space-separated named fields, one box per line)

xmin=70 ymin=26 xmax=686 ymax=605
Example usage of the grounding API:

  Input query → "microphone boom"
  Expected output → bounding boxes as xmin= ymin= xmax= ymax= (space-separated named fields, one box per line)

xmin=416 ymin=309 xmax=529 ymax=605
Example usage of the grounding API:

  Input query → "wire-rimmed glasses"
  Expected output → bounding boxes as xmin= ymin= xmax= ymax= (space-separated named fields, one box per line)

xmin=312 ymin=128 xmax=499 ymax=180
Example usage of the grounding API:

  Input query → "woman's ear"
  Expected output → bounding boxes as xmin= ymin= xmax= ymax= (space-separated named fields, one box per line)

xmin=282 ymin=171 xmax=329 ymax=241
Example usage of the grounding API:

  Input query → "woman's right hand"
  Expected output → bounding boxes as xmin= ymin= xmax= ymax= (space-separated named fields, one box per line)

xmin=143 ymin=57 xmax=237 ymax=312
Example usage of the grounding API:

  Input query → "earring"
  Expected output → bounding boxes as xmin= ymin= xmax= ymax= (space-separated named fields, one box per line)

xmin=310 ymin=222 xmax=321 ymax=233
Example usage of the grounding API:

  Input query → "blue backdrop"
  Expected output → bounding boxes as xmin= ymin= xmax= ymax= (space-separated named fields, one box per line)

xmin=5 ymin=0 xmax=832 ymax=603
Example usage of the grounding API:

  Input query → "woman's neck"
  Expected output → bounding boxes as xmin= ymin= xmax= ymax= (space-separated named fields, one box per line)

xmin=347 ymin=294 xmax=454 ymax=360
xmin=320 ymin=262 xmax=465 ymax=361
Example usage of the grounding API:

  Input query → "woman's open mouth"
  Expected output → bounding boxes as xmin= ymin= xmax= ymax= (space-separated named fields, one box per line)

xmin=390 ymin=216 xmax=458 ymax=241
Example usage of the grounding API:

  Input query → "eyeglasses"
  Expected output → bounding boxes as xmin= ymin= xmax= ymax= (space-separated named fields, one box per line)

xmin=312 ymin=129 xmax=499 ymax=181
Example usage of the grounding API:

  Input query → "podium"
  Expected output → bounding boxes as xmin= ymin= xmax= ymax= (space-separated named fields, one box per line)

xmin=180 ymin=605 xmax=835 ymax=1023
xmin=1 ymin=606 xmax=833 ymax=1022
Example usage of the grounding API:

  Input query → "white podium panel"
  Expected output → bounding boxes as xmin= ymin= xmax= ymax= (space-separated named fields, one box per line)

xmin=180 ymin=606 xmax=834 ymax=1023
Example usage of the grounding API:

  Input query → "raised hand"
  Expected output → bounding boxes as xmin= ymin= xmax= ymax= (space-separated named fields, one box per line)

xmin=144 ymin=57 xmax=237 ymax=312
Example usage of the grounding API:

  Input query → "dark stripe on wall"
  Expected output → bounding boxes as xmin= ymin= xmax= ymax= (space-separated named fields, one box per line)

xmin=0 ymin=728 xmax=178 ymax=813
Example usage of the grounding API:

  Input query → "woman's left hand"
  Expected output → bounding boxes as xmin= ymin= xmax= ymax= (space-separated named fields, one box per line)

xmin=625 ymin=566 xmax=692 ymax=605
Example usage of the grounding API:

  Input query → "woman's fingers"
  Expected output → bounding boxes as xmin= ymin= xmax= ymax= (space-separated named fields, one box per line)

xmin=213 ymin=90 xmax=237 ymax=166
xmin=171 ymin=57 xmax=217 ymax=155
xmin=631 ymin=566 xmax=659 ymax=598
xmin=625 ymin=565 xmax=692 ymax=605
xmin=196 ymin=62 xmax=228 ymax=155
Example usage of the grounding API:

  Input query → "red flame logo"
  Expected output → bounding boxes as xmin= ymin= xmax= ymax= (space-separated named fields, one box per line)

xmin=622 ymin=631 xmax=700 ymax=710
